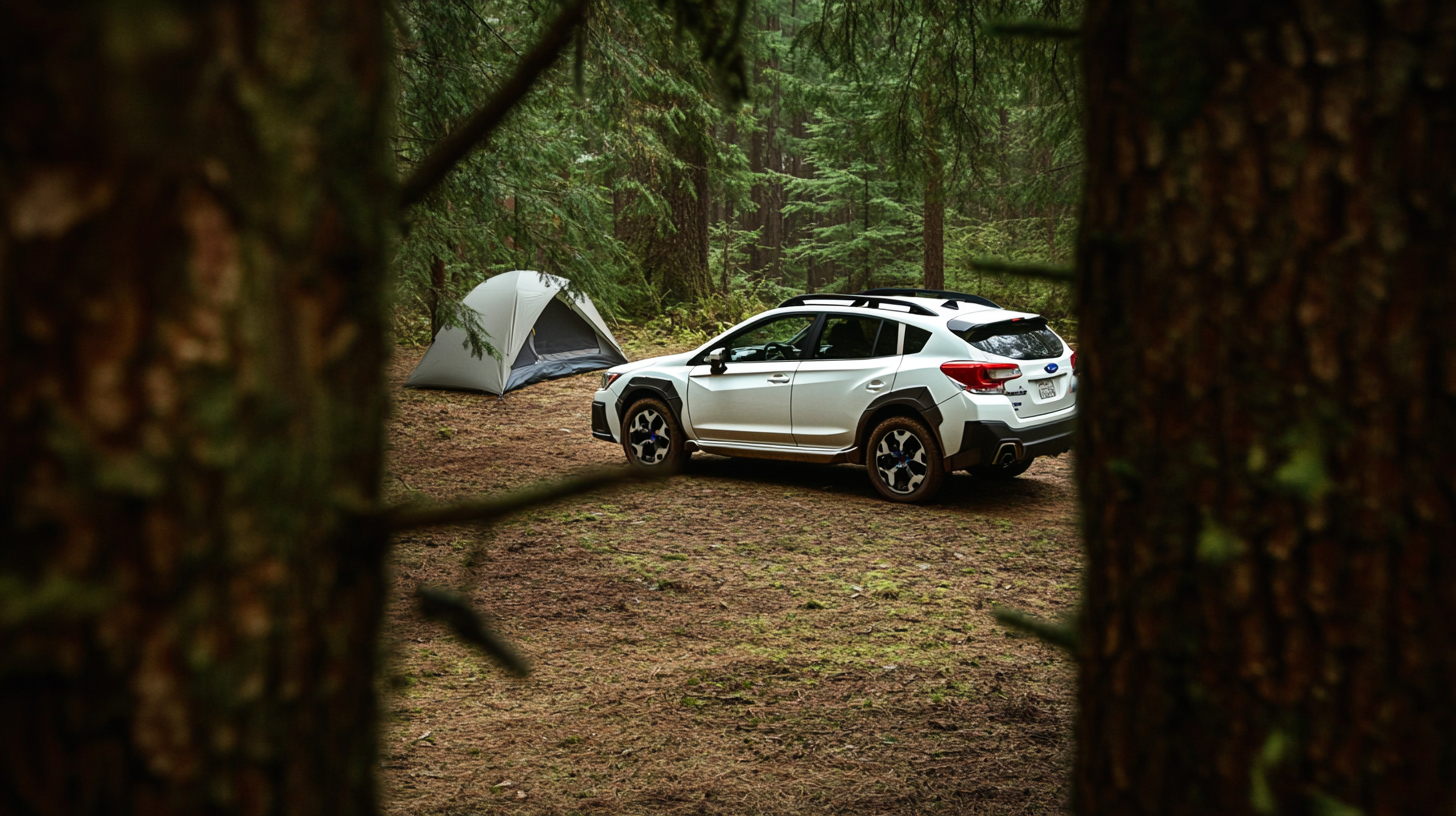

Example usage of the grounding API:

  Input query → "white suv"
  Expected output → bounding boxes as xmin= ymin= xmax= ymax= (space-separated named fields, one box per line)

xmin=590 ymin=289 xmax=1076 ymax=502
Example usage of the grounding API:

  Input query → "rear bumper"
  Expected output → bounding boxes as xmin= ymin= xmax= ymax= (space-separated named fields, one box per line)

xmin=943 ymin=415 xmax=1075 ymax=471
xmin=591 ymin=401 xmax=616 ymax=442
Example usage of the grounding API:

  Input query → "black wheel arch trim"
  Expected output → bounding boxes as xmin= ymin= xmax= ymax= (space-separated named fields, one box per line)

xmin=850 ymin=387 xmax=944 ymax=465
xmin=616 ymin=377 xmax=684 ymax=426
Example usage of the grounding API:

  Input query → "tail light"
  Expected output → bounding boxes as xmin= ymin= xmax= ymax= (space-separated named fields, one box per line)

xmin=1071 ymin=351 xmax=1077 ymax=374
xmin=940 ymin=361 xmax=1022 ymax=394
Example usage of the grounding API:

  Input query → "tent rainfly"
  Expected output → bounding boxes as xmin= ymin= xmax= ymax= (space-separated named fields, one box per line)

xmin=405 ymin=270 xmax=627 ymax=396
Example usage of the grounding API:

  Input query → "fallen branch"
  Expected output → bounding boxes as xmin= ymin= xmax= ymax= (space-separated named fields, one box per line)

xmin=399 ymin=0 xmax=588 ymax=209
xmin=385 ymin=465 xmax=667 ymax=532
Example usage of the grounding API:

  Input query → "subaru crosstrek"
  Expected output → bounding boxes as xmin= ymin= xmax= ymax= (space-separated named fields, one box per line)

xmin=590 ymin=288 xmax=1076 ymax=503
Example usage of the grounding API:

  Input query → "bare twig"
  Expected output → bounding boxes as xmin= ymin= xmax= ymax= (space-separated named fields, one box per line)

xmin=970 ymin=257 xmax=1075 ymax=283
xmin=399 ymin=0 xmax=588 ymax=208
xmin=385 ymin=465 xmax=667 ymax=531
xmin=463 ymin=2 xmax=521 ymax=57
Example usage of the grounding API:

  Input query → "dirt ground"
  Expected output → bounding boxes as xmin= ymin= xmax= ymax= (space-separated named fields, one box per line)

xmin=380 ymin=339 xmax=1081 ymax=815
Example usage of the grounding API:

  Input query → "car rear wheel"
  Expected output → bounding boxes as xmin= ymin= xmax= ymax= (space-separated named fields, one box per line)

xmin=866 ymin=416 xmax=944 ymax=503
xmin=968 ymin=456 xmax=1035 ymax=480
xmin=622 ymin=397 xmax=688 ymax=471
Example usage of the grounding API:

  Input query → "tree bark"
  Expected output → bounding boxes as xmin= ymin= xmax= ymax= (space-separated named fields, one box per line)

xmin=643 ymin=129 xmax=711 ymax=302
xmin=1076 ymin=2 xmax=1456 ymax=815
xmin=923 ymin=171 xmax=945 ymax=290
xmin=429 ymin=254 xmax=447 ymax=338
xmin=745 ymin=93 xmax=768 ymax=279
xmin=0 ymin=2 xmax=392 ymax=814
xmin=922 ymin=84 xmax=946 ymax=290
xmin=764 ymin=14 xmax=784 ymax=284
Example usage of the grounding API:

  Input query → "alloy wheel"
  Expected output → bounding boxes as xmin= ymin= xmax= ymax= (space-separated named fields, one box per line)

xmin=628 ymin=408 xmax=671 ymax=465
xmin=875 ymin=429 xmax=927 ymax=494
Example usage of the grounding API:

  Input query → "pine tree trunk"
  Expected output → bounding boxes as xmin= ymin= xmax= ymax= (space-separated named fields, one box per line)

xmin=745 ymin=93 xmax=768 ymax=279
xmin=997 ymin=106 xmax=1011 ymax=227
xmin=765 ymin=14 xmax=784 ymax=284
xmin=721 ymin=200 xmax=733 ymax=295
xmin=1075 ymin=2 xmax=1456 ymax=815
xmin=922 ymin=84 xmax=945 ymax=290
xmin=644 ymin=131 xmax=711 ymax=302
xmin=0 ymin=2 xmax=392 ymax=813
xmin=429 ymin=254 xmax=447 ymax=338
xmin=923 ymin=173 xmax=945 ymax=291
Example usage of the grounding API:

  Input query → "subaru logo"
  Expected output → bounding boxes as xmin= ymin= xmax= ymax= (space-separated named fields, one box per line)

xmin=1045 ymin=363 xmax=1059 ymax=373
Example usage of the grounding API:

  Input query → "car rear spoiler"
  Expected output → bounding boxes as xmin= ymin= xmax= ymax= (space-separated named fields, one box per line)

xmin=947 ymin=315 xmax=1049 ymax=343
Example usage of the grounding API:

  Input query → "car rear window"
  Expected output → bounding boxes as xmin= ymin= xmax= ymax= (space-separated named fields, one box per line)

xmin=961 ymin=321 xmax=1063 ymax=360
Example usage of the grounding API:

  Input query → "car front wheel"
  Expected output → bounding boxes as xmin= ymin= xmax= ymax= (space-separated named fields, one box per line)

xmin=622 ymin=397 xmax=688 ymax=471
xmin=866 ymin=416 xmax=944 ymax=503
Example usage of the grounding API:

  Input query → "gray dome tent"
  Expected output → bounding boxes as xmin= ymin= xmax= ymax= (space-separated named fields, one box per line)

xmin=406 ymin=271 xmax=627 ymax=396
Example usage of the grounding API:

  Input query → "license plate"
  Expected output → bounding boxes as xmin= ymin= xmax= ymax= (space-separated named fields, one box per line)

xmin=1037 ymin=379 xmax=1057 ymax=399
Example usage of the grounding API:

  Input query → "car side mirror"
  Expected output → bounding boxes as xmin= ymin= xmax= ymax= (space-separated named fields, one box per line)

xmin=707 ymin=347 xmax=728 ymax=374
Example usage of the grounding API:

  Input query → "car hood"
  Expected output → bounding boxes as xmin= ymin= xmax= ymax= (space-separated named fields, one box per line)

xmin=609 ymin=351 xmax=693 ymax=375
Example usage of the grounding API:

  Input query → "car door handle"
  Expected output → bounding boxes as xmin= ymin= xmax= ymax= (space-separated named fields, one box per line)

xmin=866 ymin=380 xmax=886 ymax=392
xmin=767 ymin=374 xmax=791 ymax=384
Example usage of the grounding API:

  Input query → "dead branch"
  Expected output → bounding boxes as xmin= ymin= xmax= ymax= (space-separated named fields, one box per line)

xmin=991 ymin=604 xmax=1080 ymax=653
xmin=416 ymin=586 xmax=530 ymax=677
xmin=970 ymin=257 xmax=1075 ymax=283
xmin=384 ymin=465 xmax=668 ymax=532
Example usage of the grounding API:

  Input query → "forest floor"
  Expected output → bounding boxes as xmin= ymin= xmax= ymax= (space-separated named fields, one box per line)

xmin=380 ymin=336 xmax=1080 ymax=816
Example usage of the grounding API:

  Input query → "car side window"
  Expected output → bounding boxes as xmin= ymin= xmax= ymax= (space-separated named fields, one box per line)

xmin=816 ymin=316 xmax=890 ymax=360
xmin=723 ymin=315 xmax=817 ymax=362
xmin=903 ymin=325 xmax=932 ymax=354
xmin=871 ymin=321 xmax=899 ymax=357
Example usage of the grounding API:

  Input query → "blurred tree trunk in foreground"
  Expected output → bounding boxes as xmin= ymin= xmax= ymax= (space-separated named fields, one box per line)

xmin=0 ymin=1 xmax=393 ymax=813
xmin=1075 ymin=1 xmax=1456 ymax=814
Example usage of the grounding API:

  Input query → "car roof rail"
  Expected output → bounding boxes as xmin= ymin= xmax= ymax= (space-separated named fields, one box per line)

xmin=777 ymin=293 xmax=938 ymax=316
xmin=859 ymin=287 xmax=1000 ymax=309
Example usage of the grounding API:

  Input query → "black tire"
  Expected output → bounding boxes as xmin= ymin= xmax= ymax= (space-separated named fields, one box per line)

xmin=621 ymin=397 xmax=689 ymax=471
xmin=968 ymin=456 xmax=1035 ymax=480
xmin=866 ymin=415 xmax=944 ymax=503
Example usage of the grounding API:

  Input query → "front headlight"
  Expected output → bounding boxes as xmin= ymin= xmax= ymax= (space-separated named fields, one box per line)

xmin=601 ymin=371 xmax=622 ymax=390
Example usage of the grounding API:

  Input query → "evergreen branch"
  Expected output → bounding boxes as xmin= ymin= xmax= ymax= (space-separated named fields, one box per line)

xmin=416 ymin=586 xmax=529 ymax=677
xmin=992 ymin=605 xmax=1080 ymax=653
xmin=399 ymin=0 xmax=588 ymax=209
xmin=985 ymin=20 xmax=1081 ymax=41
xmin=385 ymin=466 xmax=667 ymax=531
xmin=970 ymin=257 xmax=1075 ymax=283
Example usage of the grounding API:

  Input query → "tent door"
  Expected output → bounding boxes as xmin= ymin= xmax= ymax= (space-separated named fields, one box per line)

xmin=510 ymin=296 xmax=603 ymax=369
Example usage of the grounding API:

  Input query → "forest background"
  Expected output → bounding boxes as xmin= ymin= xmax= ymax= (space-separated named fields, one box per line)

xmin=393 ymin=0 xmax=1081 ymax=346
xmin=4 ymin=0 xmax=1453 ymax=814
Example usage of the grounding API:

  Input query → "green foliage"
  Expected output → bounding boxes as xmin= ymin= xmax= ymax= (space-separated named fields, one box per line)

xmin=641 ymin=280 xmax=798 ymax=346
xmin=390 ymin=0 xmax=1087 ymax=334
xmin=393 ymin=0 xmax=635 ymax=326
